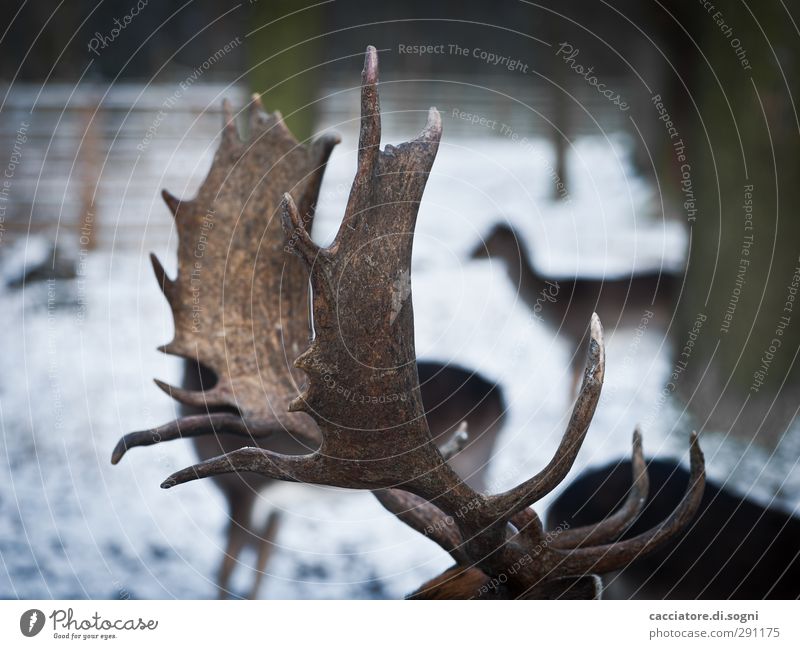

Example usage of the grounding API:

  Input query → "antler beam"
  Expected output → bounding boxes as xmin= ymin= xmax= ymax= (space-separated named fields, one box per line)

xmin=150 ymin=46 xmax=706 ymax=598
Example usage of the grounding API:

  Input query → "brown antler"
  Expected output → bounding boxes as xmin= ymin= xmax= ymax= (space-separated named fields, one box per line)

xmin=112 ymin=95 xmax=338 ymax=464
xmin=158 ymin=46 xmax=705 ymax=598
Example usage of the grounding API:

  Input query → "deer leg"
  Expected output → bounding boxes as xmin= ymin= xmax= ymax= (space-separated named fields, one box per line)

xmin=218 ymin=527 xmax=246 ymax=599
xmin=217 ymin=490 xmax=256 ymax=599
xmin=247 ymin=509 xmax=282 ymax=600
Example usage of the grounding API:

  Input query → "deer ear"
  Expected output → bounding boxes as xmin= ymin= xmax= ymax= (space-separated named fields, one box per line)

xmin=524 ymin=575 xmax=603 ymax=600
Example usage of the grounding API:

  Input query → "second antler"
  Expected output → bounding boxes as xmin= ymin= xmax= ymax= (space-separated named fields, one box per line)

xmin=157 ymin=47 xmax=705 ymax=599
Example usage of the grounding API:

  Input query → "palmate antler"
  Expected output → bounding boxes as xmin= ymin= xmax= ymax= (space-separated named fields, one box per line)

xmin=157 ymin=47 xmax=705 ymax=599
xmin=112 ymin=95 xmax=338 ymax=462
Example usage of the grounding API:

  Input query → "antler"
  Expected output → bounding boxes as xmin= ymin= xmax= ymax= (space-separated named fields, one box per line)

xmin=112 ymin=94 xmax=339 ymax=464
xmin=158 ymin=47 xmax=705 ymax=598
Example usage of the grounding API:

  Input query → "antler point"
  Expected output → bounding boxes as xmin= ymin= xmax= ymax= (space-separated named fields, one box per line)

xmin=364 ymin=45 xmax=379 ymax=84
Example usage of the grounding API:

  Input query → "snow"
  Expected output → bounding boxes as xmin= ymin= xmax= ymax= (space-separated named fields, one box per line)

xmin=1 ymin=118 xmax=796 ymax=600
xmin=313 ymin=130 xmax=687 ymax=278
xmin=1 ymin=236 xmax=56 ymax=286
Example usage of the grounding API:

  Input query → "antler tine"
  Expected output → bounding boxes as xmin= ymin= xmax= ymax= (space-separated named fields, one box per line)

xmin=221 ymin=98 xmax=240 ymax=147
xmin=358 ymin=45 xmax=381 ymax=169
xmin=332 ymin=45 xmax=442 ymax=253
xmin=116 ymin=100 xmax=341 ymax=459
xmin=486 ymin=313 xmax=605 ymax=520
xmin=440 ymin=421 xmax=469 ymax=460
xmin=149 ymin=253 xmax=176 ymax=302
xmin=328 ymin=46 xmax=381 ymax=252
xmin=153 ymin=377 xmax=232 ymax=410
xmin=249 ymin=92 xmax=266 ymax=132
xmin=161 ymin=446 xmax=322 ymax=489
xmin=553 ymin=432 xmax=705 ymax=576
xmin=511 ymin=506 xmax=547 ymax=544
xmin=161 ymin=189 xmax=182 ymax=218
xmin=551 ymin=427 xmax=649 ymax=549
xmin=418 ymin=106 xmax=443 ymax=144
xmin=164 ymin=47 xmax=474 ymax=513
xmin=111 ymin=412 xmax=274 ymax=465
xmin=281 ymin=193 xmax=321 ymax=267
xmin=127 ymin=44 xmax=707 ymax=598
xmin=373 ymin=489 xmax=469 ymax=564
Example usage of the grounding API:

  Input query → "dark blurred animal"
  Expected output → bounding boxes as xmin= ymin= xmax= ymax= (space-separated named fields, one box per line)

xmin=546 ymin=457 xmax=800 ymax=598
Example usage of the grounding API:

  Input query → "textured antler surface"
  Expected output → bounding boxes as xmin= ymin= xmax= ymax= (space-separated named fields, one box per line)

xmin=163 ymin=48 xmax=479 ymax=512
xmin=112 ymin=96 xmax=338 ymax=463
xmin=155 ymin=47 xmax=706 ymax=599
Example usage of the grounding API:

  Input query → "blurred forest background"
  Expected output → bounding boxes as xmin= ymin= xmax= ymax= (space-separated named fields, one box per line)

xmin=3 ymin=0 xmax=798 ymax=436
xmin=1 ymin=0 xmax=798 ymax=598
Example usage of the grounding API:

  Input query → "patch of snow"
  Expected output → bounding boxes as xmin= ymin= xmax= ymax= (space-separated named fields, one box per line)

xmin=1 ymin=236 xmax=55 ymax=286
xmin=1 ymin=124 xmax=794 ymax=600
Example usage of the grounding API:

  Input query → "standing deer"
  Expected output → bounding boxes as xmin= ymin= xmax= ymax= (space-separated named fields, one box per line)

xmin=471 ymin=223 xmax=678 ymax=393
xmin=120 ymin=47 xmax=705 ymax=599
xmin=547 ymin=456 xmax=800 ymax=599
xmin=111 ymin=94 xmax=507 ymax=597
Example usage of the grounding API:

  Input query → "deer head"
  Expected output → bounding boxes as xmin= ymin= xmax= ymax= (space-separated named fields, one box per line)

xmin=111 ymin=93 xmax=339 ymax=464
xmin=148 ymin=47 xmax=705 ymax=599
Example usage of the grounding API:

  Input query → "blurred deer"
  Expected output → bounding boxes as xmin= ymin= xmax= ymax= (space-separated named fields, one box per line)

xmin=471 ymin=223 xmax=678 ymax=393
xmin=174 ymin=358 xmax=505 ymax=597
xmin=126 ymin=47 xmax=705 ymax=599
xmin=547 ymin=455 xmax=800 ymax=599
xmin=112 ymin=93 xmax=506 ymax=598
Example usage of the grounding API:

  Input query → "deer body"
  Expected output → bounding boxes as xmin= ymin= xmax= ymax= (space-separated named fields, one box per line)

xmin=472 ymin=224 xmax=678 ymax=391
xmin=547 ymin=458 xmax=800 ymax=598
xmin=181 ymin=360 xmax=305 ymax=599
xmin=184 ymin=358 xmax=506 ymax=597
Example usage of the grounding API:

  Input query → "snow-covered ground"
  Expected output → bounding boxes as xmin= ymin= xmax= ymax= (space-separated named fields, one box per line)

xmin=1 ymin=105 xmax=797 ymax=599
